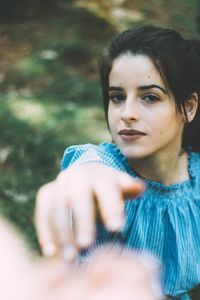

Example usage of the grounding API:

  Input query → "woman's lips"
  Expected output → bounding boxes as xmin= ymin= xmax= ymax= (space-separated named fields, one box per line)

xmin=118 ymin=129 xmax=146 ymax=141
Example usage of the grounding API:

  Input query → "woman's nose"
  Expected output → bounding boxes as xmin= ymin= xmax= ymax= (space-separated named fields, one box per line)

xmin=121 ymin=98 xmax=140 ymax=123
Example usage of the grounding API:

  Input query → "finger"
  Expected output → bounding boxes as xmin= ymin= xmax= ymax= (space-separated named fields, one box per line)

xmin=52 ymin=207 xmax=78 ymax=263
xmin=51 ymin=174 xmax=79 ymax=262
xmin=35 ymin=182 xmax=59 ymax=257
xmin=117 ymin=172 xmax=146 ymax=198
xmin=94 ymin=181 xmax=125 ymax=232
xmin=69 ymin=185 xmax=95 ymax=249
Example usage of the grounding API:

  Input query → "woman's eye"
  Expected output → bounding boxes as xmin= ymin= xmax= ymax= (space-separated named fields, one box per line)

xmin=142 ymin=94 xmax=160 ymax=103
xmin=109 ymin=94 xmax=125 ymax=103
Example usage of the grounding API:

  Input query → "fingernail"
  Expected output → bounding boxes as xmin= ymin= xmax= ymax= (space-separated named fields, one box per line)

xmin=76 ymin=233 xmax=92 ymax=248
xmin=107 ymin=216 xmax=125 ymax=231
xmin=62 ymin=245 xmax=78 ymax=262
xmin=42 ymin=242 xmax=57 ymax=257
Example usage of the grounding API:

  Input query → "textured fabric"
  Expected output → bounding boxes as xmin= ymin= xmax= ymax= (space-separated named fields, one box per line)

xmin=61 ymin=142 xmax=200 ymax=300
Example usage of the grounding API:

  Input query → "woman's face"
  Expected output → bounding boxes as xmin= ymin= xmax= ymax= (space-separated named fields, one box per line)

xmin=108 ymin=54 xmax=184 ymax=161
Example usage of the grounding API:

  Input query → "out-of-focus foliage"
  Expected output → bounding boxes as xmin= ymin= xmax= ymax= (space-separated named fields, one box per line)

xmin=0 ymin=2 xmax=115 ymax=249
xmin=0 ymin=0 xmax=65 ymax=19
xmin=0 ymin=0 xmax=199 ymax=258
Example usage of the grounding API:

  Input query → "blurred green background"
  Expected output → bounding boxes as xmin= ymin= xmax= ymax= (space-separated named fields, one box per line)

xmin=0 ymin=2 xmax=200 ymax=296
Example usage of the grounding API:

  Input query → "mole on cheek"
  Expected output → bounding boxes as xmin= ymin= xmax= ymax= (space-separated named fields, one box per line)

xmin=160 ymin=131 xmax=163 ymax=134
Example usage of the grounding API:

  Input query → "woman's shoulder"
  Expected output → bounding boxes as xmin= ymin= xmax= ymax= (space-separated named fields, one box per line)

xmin=187 ymin=151 xmax=200 ymax=193
xmin=190 ymin=151 xmax=200 ymax=175
xmin=191 ymin=151 xmax=200 ymax=161
xmin=61 ymin=142 xmax=117 ymax=161
xmin=61 ymin=142 xmax=126 ymax=171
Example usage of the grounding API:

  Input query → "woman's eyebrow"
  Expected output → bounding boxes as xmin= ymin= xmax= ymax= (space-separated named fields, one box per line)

xmin=138 ymin=84 xmax=166 ymax=94
xmin=109 ymin=86 xmax=124 ymax=92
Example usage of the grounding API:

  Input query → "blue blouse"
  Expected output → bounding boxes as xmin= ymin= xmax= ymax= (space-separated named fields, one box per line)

xmin=61 ymin=142 xmax=200 ymax=300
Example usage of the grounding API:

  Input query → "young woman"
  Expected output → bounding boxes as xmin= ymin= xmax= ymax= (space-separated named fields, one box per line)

xmin=35 ymin=25 xmax=200 ymax=300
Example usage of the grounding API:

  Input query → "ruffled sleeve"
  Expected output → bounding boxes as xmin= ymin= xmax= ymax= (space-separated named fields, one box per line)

xmin=61 ymin=142 xmax=128 ymax=172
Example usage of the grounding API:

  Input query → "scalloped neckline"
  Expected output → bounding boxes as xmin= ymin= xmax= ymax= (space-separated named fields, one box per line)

xmin=103 ymin=142 xmax=196 ymax=192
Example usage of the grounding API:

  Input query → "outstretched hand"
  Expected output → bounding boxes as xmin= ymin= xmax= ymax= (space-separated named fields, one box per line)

xmin=35 ymin=163 xmax=145 ymax=260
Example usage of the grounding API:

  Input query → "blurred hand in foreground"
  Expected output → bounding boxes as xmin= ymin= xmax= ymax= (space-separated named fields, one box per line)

xmin=0 ymin=217 xmax=161 ymax=300
xmin=35 ymin=163 xmax=145 ymax=260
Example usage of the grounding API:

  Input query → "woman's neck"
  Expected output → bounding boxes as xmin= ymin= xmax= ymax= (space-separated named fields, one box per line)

xmin=129 ymin=149 xmax=189 ymax=186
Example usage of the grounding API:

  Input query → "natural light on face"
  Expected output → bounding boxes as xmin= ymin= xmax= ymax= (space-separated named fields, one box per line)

xmin=107 ymin=54 xmax=184 ymax=162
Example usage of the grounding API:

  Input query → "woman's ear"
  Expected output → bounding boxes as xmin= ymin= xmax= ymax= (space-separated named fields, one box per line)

xmin=184 ymin=92 xmax=198 ymax=122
